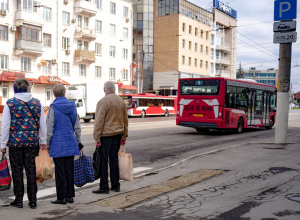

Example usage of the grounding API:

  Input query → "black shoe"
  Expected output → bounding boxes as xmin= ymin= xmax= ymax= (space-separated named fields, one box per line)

xmin=28 ymin=202 xmax=37 ymax=209
xmin=110 ymin=187 xmax=120 ymax=192
xmin=51 ymin=199 xmax=67 ymax=205
xmin=92 ymin=189 xmax=109 ymax=194
xmin=10 ymin=200 xmax=23 ymax=208
xmin=65 ymin=197 xmax=74 ymax=203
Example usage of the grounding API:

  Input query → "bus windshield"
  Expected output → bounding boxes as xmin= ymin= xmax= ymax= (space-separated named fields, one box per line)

xmin=180 ymin=80 xmax=221 ymax=95
xmin=121 ymin=96 xmax=132 ymax=108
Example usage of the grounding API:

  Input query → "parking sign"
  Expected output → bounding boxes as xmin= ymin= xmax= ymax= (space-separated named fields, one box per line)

xmin=274 ymin=0 xmax=297 ymax=21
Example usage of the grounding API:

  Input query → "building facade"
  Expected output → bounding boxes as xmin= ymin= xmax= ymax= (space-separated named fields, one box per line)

xmin=0 ymin=0 xmax=136 ymax=107
xmin=241 ymin=67 xmax=277 ymax=86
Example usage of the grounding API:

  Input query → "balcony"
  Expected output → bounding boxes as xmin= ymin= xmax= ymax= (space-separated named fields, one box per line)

xmin=74 ymin=50 xmax=95 ymax=63
xmin=215 ymin=70 xmax=231 ymax=78
xmin=220 ymin=58 xmax=231 ymax=66
xmin=15 ymin=39 xmax=43 ymax=57
xmin=74 ymin=0 xmax=97 ymax=16
xmin=15 ymin=10 xmax=43 ymax=26
xmin=75 ymin=28 xmax=96 ymax=40
xmin=216 ymin=43 xmax=231 ymax=53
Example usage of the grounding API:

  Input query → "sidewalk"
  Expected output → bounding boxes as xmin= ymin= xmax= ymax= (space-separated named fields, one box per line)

xmin=1 ymin=131 xmax=300 ymax=220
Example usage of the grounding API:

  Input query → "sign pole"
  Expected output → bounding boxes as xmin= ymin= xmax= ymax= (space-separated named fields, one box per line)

xmin=275 ymin=43 xmax=292 ymax=144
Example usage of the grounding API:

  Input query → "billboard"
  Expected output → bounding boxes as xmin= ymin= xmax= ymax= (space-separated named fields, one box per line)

xmin=214 ymin=0 xmax=237 ymax=19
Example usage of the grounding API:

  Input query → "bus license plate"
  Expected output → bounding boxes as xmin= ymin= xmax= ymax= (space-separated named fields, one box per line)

xmin=193 ymin=114 xmax=203 ymax=117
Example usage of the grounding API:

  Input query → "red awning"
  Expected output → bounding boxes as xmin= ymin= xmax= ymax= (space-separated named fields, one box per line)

xmin=120 ymin=85 xmax=137 ymax=90
xmin=32 ymin=76 xmax=69 ymax=85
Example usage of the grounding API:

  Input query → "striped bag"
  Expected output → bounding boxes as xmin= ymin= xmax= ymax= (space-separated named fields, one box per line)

xmin=0 ymin=154 xmax=11 ymax=191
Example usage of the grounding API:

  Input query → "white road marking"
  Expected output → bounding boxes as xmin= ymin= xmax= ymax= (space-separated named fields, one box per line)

xmin=81 ymin=121 xmax=176 ymax=128
xmin=8 ymin=167 xmax=152 ymax=201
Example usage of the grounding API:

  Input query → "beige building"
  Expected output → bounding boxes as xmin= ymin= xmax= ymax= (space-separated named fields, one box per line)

xmin=153 ymin=0 xmax=213 ymax=95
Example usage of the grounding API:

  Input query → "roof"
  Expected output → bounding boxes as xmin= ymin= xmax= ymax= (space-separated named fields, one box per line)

xmin=120 ymin=85 xmax=137 ymax=90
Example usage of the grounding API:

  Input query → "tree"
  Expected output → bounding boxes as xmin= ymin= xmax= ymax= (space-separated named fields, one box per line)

xmin=236 ymin=63 xmax=245 ymax=79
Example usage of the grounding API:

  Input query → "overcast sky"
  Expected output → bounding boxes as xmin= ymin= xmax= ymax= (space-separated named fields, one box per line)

xmin=189 ymin=0 xmax=300 ymax=92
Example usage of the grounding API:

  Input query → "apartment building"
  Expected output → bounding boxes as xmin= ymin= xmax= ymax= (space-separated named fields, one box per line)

xmin=153 ymin=0 xmax=213 ymax=95
xmin=0 ymin=0 xmax=136 ymax=107
xmin=241 ymin=67 xmax=278 ymax=87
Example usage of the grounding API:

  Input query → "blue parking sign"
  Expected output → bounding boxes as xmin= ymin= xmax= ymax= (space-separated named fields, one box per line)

xmin=274 ymin=0 xmax=297 ymax=21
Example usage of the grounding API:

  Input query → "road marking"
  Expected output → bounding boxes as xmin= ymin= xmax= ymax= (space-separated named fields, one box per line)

xmin=8 ymin=167 xmax=152 ymax=201
xmin=80 ymin=121 xmax=176 ymax=128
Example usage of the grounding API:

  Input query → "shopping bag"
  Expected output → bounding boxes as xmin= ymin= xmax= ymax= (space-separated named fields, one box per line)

xmin=74 ymin=152 xmax=95 ymax=187
xmin=118 ymin=146 xmax=133 ymax=181
xmin=0 ymin=154 xmax=11 ymax=191
xmin=36 ymin=150 xmax=53 ymax=183
xmin=92 ymin=148 xmax=101 ymax=180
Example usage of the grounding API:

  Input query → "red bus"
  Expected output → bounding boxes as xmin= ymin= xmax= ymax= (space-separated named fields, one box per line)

xmin=120 ymin=93 xmax=177 ymax=118
xmin=176 ymin=78 xmax=276 ymax=133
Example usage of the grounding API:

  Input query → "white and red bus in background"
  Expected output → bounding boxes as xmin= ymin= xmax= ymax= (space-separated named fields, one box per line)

xmin=177 ymin=78 xmax=277 ymax=133
xmin=120 ymin=93 xmax=177 ymax=118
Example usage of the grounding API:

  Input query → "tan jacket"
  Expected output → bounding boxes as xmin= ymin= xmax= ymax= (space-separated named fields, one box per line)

xmin=93 ymin=92 xmax=128 ymax=142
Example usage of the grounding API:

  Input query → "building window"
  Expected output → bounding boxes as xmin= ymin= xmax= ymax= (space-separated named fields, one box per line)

xmin=0 ymin=25 xmax=8 ymax=40
xmin=62 ymin=12 xmax=70 ymax=25
xmin=43 ymin=7 xmax=51 ymax=21
xmin=206 ymin=61 xmax=208 ymax=69
xmin=206 ymin=46 xmax=208 ymax=54
xmin=16 ymin=24 xmax=42 ymax=42
xmin=123 ymin=28 xmax=128 ymax=38
xmin=43 ymin=33 xmax=51 ymax=47
xmin=200 ymin=45 xmax=203 ymax=53
xmin=109 ymin=46 xmax=116 ymax=57
xmin=195 ymin=28 xmax=198 ymax=36
xmin=96 ymin=0 xmax=102 ymax=9
xmin=42 ymin=60 xmax=51 ymax=73
xmin=211 ymin=34 xmax=215 ymax=46
xmin=0 ymin=55 xmax=8 ymax=70
xmin=189 ymin=25 xmax=192 ymax=34
xmin=182 ymin=23 xmax=185 ymax=32
xmin=0 ymin=0 xmax=8 ymax=10
xmin=95 ymin=43 xmax=102 ymax=55
xmin=122 ymin=70 xmax=128 ymax=80
xmin=96 ymin=20 xmax=102 ymax=32
xmin=182 ymin=56 xmax=185 ymax=65
xmin=206 ymin=31 xmax=209 ymax=40
xmin=189 ymin=41 xmax=191 ymax=50
xmin=201 ymin=30 xmax=203 ymax=38
xmin=84 ymin=41 xmax=88 ymax=50
xmin=110 ymin=24 xmax=116 ymax=36
xmin=123 ymin=48 xmax=128 ymax=59
xmin=109 ymin=68 xmax=116 ymax=79
xmin=21 ymin=57 xmax=31 ymax=71
xmin=62 ymin=62 xmax=69 ymax=75
xmin=84 ymin=17 xmax=89 ymax=28
xmin=95 ymin=66 xmax=102 ymax=78
xmin=19 ymin=0 xmax=37 ymax=12
xmin=211 ymin=49 xmax=214 ymax=59
xmin=188 ymin=57 xmax=191 ymax=66
xmin=211 ymin=63 xmax=214 ymax=74
xmin=200 ymin=60 xmax=203 ymax=68
xmin=79 ymin=64 xmax=86 ymax=76
xmin=62 ymin=37 xmax=70 ymax=50
xmin=195 ymin=43 xmax=197 ymax=51
xmin=194 ymin=59 xmax=197 ymax=67
xmin=77 ymin=40 xmax=82 ymax=50
xmin=110 ymin=2 xmax=116 ymax=14
xmin=123 ymin=6 xmax=129 ymax=17
xmin=182 ymin=39 xmax=185 ymax=48
xmin=77 ymin=15 xmax=82 ymax=28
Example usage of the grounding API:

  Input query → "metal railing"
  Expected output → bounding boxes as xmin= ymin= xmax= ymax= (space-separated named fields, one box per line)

xmin=74 ymin=50 xmax=96 ymax=60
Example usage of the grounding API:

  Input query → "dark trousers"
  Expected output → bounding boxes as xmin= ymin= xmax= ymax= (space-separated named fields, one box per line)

xmin=53 ymin=156 xmax=75 ymax=200
xmin=9 ymin=147 xmax=38 ymax=203
xmin=99 ymin=135 xmax=121 ymax=190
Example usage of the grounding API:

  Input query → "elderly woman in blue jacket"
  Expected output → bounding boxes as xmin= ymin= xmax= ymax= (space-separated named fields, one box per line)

xmin=46 ymin=83 xmax=82 ymax=205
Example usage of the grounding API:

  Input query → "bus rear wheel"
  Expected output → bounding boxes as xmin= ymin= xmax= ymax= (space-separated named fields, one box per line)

xmin=237 ymin=118 xmax=244 ymax=134
xmin=164 ymin=110 xmax=169 ymax=117
xmin=141 ymin=110 xmax=146 ymax=118
xmin=83 ymin=119 xmax=91 ymax=123
xmin=266 ymin=117 xmax=274 ymax=129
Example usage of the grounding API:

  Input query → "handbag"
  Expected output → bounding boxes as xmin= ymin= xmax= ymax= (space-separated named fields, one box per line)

xmin=74 ymin=152 xmax=95 ymax=187
xmin=24 ymin=101 xmax=40 ymax=156
xmin=92 ymin=148 xmax=101 ymax=180
xmin=118 ymin=146 xmax=133 ymax=181
xmin=0 ymin=154 xmax=11 ymax=191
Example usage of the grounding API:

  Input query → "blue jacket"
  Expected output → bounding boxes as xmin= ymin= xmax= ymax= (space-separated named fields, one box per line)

xmin=49 ymin=97 xmax=80 ymax=158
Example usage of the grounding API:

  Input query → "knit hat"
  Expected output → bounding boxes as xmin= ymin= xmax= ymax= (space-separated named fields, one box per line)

xmin=13 ymin=84 xmax=28 ymax=93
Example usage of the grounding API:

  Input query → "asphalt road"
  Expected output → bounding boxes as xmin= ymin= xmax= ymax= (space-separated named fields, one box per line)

xmin=1 ymin=114 xmax=298 ymax=204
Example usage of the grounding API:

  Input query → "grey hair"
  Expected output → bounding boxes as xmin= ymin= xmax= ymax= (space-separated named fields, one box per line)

xmin=53 ymin=83 xmax=66 ymax=97
xmin=14 ymin=78 xmax=30 ymax=90
xmin=104 ymin=81 xmax=116 ymax=92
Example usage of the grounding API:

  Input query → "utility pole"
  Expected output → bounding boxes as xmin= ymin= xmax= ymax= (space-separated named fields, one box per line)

xmin=273 ymin=0 xmax=297 ymax=144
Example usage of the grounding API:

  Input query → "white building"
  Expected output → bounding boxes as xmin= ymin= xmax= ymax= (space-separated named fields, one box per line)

xmin=0 ymin=0 xmax=136 ymax=108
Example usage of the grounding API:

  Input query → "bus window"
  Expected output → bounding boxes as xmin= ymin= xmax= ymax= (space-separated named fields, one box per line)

xmin=121 ymin=96 xmax=133 ymax=108
xmin=226 ymin=86 xmax=236 ymax=108
xmin=270 ymin=94 xmax=276 ymax=111
xmin=255 ymin=90 xmax=263 ymax=118
xmin=236 ymin=87 xmax=248 ymax=112
xmin=133 ymin=98 xmax=138 ymax=107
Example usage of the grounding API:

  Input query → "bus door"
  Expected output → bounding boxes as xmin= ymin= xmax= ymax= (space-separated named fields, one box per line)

xmin=264 ymin=93 xmax=270 ymax=124
xmin=255 ymin=90 xmax=263 ymax=124
xmin=262 ymin=92 xmax=269 ymax=124
xmin=247 ymin=90 xmax=255 ymax=126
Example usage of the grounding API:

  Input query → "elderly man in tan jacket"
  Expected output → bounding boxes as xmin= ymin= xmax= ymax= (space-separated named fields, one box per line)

xmin=93 ymin=81 xmax=128 ymax=194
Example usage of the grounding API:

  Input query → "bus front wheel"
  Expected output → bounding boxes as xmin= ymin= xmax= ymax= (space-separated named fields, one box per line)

xmin=141 ymin=110 xmax=146 ymax=118
xmin=164 ymin=110 xmax=169 ymax=117
xmin=237 ymin=118 xmax=244 ymax=134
